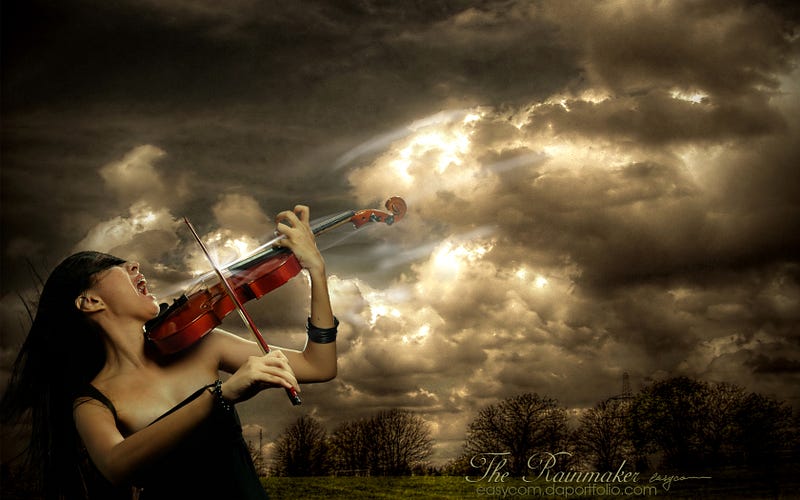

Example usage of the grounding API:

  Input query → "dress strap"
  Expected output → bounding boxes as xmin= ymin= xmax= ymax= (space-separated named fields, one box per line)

xmin=148 ymin=385 xmax=210 ymax=426
xmin=75 ymin=384 xmax=120 ymax=423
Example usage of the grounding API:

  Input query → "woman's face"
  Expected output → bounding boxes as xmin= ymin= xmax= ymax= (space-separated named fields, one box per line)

xmin=87 ymin=261 xmax=160 ymax=321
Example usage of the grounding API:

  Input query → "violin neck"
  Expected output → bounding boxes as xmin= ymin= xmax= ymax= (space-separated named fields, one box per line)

xmin=226 ymin=210 xmax=355 ymax=272
xmin=310 ymin=210 xmax=358 ymax=236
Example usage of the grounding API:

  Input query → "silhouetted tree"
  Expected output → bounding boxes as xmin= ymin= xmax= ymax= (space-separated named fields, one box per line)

xmin=329 ymin=419 xmax=371 ymax=475
xmin=627 ymin=377 xmax=800 ymax=469
xmin=701 ymin=382 xmax=745 ymax=464
xmin=733 ymin=392 xmax=794 ymax=465
xmin=271 ymin=415 xmax=329 ymax=476
xmin=329 ymin=409 xmax=433 ymax=475
xmin=464 ymin=393 xmax=569 ymax=476
xmin=573 ymin=399 xmax=635 ymax=470
xmin=370 ymin=409 xmax=434 ymax=475
xmin=627 ymin=377 xmax=710 ymax=468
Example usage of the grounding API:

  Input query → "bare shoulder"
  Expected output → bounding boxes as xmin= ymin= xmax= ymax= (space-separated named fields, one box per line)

xmin=73 ymin=395 xmax=115 ymax=419
xmin=73 ymin=396 xmax=123 ymax=450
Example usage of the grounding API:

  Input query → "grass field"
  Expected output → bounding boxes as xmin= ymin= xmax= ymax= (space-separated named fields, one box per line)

xmin=1 ymin=470 xmax=796 ymax=499
xmin=263 ymin=471 xmax=800 ymax=500
xmin=265 ymin=476 xmax=475 ymax=499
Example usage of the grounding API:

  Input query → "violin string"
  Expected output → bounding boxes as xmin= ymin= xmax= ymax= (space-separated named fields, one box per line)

xmin=217 ymin=233 xmax=286 ymax=272
xmin=217 ymin=212 xmax=350 ymax=272
xmin=316 ymin=225 xmax=369 ymax=252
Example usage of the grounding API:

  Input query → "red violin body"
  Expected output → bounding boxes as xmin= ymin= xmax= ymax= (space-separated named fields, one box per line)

xmin=145 ymin=197 xmax=406 ymax=354
xmin=146 ymin=249 xmax=301 ymax=353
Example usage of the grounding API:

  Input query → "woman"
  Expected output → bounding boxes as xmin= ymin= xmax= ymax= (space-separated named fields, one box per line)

xmin=1 ymin=206 xmax=338 ymax=499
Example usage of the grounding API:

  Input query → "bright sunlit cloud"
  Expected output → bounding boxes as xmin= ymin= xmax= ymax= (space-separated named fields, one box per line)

xmin=368 ymin=301 xmax=402 ymax=327
xmin=183 ymin=230 xmax=266 ymax=277
xmin=347 ymin=108 xmax=505 ymax=205
xmin=384 ymin=118 xmax=475 ymax=184
xmin=670 ymin=89 xmax=709 ymax=103
xmin=72 ymin=202 xmax=178 ymax=254
xmin=534 ymin=276 xmax=549 ymax=288
xmin=430 ymin=239 xmax=493 ymax=281
xmin=402 ymin=324 xmax=431 ymax=345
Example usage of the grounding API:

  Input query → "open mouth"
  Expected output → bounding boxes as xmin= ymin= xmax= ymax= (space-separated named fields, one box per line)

xmin=136 ymin=276 xmax=149 ymax=296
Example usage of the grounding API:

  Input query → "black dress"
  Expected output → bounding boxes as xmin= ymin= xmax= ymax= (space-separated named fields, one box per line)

xmin=77 ymin=384 xmax=269 ymax=500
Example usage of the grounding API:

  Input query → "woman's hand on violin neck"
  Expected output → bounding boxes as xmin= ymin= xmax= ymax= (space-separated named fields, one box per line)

xmin=275 ymin=205 xmax=326 ymax=275
xmin=221 ymin=350 xmax=300 ymax=404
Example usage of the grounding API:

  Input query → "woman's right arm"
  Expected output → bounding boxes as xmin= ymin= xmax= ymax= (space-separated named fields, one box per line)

xmin=73 ymin=351 xmax=299 ymax=485
xmin=74 ymin=389 xmax=217 ymax=485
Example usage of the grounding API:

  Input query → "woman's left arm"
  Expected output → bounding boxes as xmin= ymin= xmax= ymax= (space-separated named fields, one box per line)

xmin=276 ymin=264 xmax=337 ymax=382
xmin=274 ymin=205 xmax=337 ymax=382
xmin=214 ymin=205 xmax=337 ymax=383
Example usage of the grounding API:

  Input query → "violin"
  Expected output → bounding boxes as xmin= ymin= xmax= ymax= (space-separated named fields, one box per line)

xmin=145 ymin=197 xmax=407 ymax=356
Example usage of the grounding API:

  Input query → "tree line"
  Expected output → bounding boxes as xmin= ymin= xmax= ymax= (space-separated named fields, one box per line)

xmin=267 ymin=409 xmax=434 ymax=477
xmin=265 ymin=376 xmax=799 ymax=477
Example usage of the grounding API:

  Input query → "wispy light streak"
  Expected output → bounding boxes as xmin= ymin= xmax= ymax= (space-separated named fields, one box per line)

xmin=334 ymin=109 xmax=476 ymax=170
xmin=377 ymin=225 xmax=497 ymax=271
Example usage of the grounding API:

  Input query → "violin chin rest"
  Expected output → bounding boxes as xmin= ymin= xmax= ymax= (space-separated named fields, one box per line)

xmin=145 ymin=295 xmax=188 ymax=333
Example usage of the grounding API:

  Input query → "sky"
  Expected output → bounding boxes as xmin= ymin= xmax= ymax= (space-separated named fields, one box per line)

xmin=2 ymin=0 xmax=799 ymax=465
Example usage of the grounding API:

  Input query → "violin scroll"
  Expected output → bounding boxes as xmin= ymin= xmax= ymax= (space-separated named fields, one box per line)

xmin=351 ymin=196 xmax=407 ymax=228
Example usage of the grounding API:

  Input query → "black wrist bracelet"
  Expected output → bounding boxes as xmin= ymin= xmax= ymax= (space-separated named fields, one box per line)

xmin=206 ymin=379 xmax=233 ymax=412
xmin=307 ymin=316 xmax=339 ymax=344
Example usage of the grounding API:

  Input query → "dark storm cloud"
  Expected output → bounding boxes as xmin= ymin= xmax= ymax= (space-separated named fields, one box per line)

xmin=748 ymin=354 xmax=800 ymax=374
xmin=543 ymin=0 xmax=798 ymax=96
xmin=523 ymin=91 xmax=787 ymax=145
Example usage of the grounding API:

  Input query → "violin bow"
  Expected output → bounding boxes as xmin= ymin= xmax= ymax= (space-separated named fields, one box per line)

xmin=183 ymin=217 xmax=303 ymax=406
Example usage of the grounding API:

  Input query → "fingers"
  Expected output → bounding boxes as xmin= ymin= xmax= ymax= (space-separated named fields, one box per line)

xmin=223 ymin=351 xmax=300 ymax=403
xmin=275 ymin=205 xmax=310 ymax=231
xmin=293 ymin=205 xmax=310 ymax=225
xmin=263 ymin=351 xmax=300 ymax=392
xmin=251 ymin=351 xmax=299 ymax=393
xmin=274 ymin=206 xmax=314 ymax=249
xmin=272 ymin=205 xmax=324 ymax=272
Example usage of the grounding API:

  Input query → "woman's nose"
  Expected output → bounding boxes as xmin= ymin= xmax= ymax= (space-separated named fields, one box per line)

xmin=126 ymin=261 xmax=140 ymax=275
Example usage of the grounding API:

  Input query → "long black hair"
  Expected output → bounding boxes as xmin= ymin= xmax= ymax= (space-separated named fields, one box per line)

xmin=1 ymin=251 xmax=126 ymax=499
